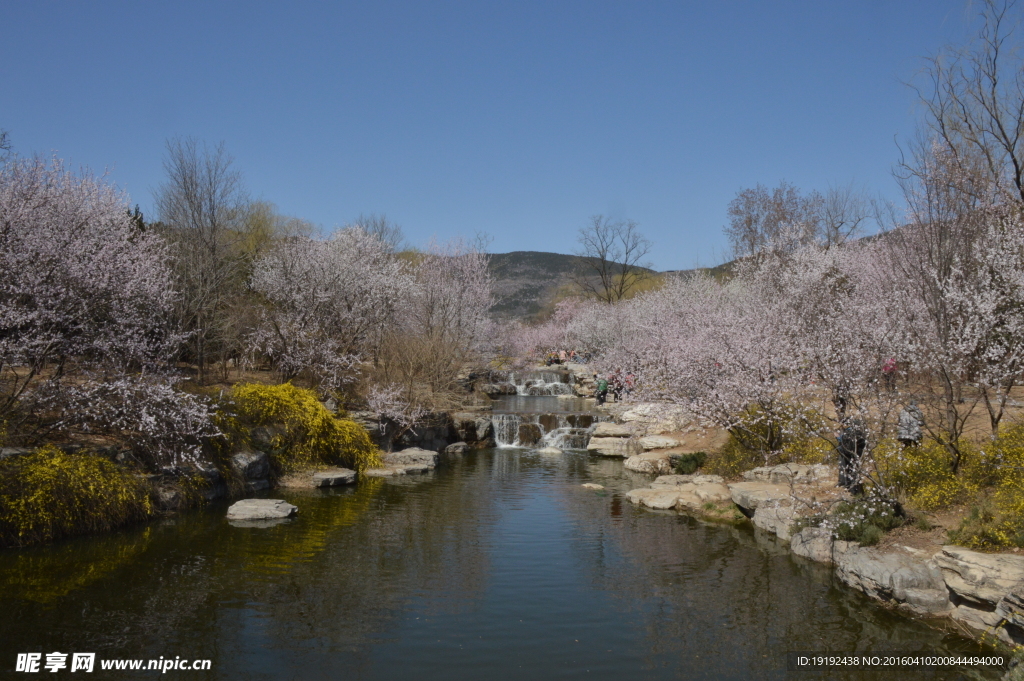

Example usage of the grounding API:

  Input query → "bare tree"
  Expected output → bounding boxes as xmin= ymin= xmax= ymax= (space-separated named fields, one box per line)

xmin=726 ymin=181 xmax=875 ymax=257
xmin=351 ymin=213 xmax=404 ymax=251
xmin=572 ymin=215 xmax=653 ymax=303
xmin=919 ymin=0 xmax=1024 ymax=206
xmin=155 ymin=137 xmax=249 ymax=383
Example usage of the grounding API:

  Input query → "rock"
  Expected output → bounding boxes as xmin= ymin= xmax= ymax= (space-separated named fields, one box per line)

xmin=382 ymin=448 xmax=439 ymax=469
xmin=518 ymin=423 xmax=543 ymax=446
xmin=452 ymin=414 xmax=493 ymax=444
xmin=0 ymin=447 xmax=31 ymax=460
xmin=566 ymin=414 xmax=594 ymax=428
xmin=934 ymin=546 xmax=1024 ymax=608
xmin=445 ymin=442 xmax=470 ymax=456
xmin=230 ymin=450 xmax=270 ymax=481
xmin=363 ymin=464 xmax=431 ymax=477
xmin=624 ymin=452 xmax=673 ymax=475
xmin=638 ymin=435 xmax=680 ymax=450
xmin=742 ymin=463 xmax=834 ymax=485
xmin=247 ymin=479 xmax=271 ymax=491
xmin=651 ymin=474 xmax=724 ymax=487
xmin=752 ymin=501 xmax=798 ymax=540
xmin=537 ymin=447 xmax=563 ymax=455
xmin=581 ymin=483 xmax=604 ymax=490
xmin=249 ymin=425 xmax=285 ymax=453
xmin=996 ymin=583 xmax=1024 ymax=632
xmin=625 ymin=488 xmax=684 ymax=510
xmin=312 ymin=468 xmax=357 ymax=487
xmin=592 ymin=422 xmax=634 ymax=438
xmin=539 ymin=414 xmax=560 ymax=432
xmin=226 ymin=499 xmax=298 ymax=521
xmin=790 ymin=527 xmax=850 ymax=564
xmin=587 ymin=437 xmax=639 ymax=457
xmin=835 ymin=546 xmax=951 ymax=616
xmin=480 ymin=383 xmax=517 ymax=397
xmin=728 ymin=481 xmax=791 ymax=513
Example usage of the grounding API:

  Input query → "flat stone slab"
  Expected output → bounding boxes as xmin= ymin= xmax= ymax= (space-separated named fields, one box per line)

xmin=581 ymin=483 xmax=604 ymax=490
xmin=537 ymin=447 xmax=562 ymax=455
xmin=934 ymin=545 xmax=1024 ymax=607
xmin=742 ymin=463 xmax=835 ymax=485
xmin=226 ymin=499 xmax=297 ymax=521
xmin=638 ymin=435 xmax=680 ymax=450
xmin=445 ymin=442 xmax=469 ymax=455
xmin=651 ymin=474 xmax=724 ymax=487
xmin=586 ymin=437 xmax=637 ymax=457
xmin=312 ymin=468 xmax=357 ymax=487
xmin=625 ymin=488 xmax=683 ymax=510
xmin=363 ymin=464 xmax=431 ymax=477
xmin=624 ymin=452 xmax=673 ymax=475
xmin=382 ymin=448 xmax=439 ymax=469
xmin=728 ymin=481 xmax=791 ymax=512
xmin=592 ymin=422 xmax=634 ymax=438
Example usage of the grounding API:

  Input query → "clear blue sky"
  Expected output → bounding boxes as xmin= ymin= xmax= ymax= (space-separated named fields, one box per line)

xmin=1 ymin=1 xmax=978 ymax=269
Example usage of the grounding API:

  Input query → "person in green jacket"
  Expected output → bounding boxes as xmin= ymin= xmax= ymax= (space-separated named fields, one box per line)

xmin=595 ymin=375 xmax=609 ymax=405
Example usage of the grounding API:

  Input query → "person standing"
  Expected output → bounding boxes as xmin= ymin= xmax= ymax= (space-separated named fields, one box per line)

xmin=595 ymin=375 xmax=609 ymax=405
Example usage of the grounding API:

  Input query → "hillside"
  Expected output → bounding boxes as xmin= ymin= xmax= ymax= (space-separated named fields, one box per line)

xmin=488 ymin=251 xmax=666 ymax=319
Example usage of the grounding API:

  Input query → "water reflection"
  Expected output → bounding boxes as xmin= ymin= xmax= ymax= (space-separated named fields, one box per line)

xmin=0 ymin=450 xmax=1002 ymax=680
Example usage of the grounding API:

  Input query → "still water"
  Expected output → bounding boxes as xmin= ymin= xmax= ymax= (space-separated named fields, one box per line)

xmin=0 ymin=449 xmax=1001 ymax=680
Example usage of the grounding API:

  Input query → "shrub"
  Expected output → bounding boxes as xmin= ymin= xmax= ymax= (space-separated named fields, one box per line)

xmin=872 ymin=438 xmax=980 ymax=511
xmin=223 ymin=383 xmax=381 ymax=473
xmin=706 ymin=405 xmax=830 ymax=477
xmin=796 ymin=497 xmax=904 ymax=546
xmin=672 ymin=451 xmax=707 ymax=475
xmin=0 ymin=446 xmax=153 ymax=548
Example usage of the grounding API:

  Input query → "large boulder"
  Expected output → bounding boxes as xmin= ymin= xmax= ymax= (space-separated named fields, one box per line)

xmin=624 ymin=452 xmax=673 ymax=475
xmin=312 ymin=468 xmax=357 ymax=487
xmin=752 ymin=501 xmax=798 ymax=540
xmin=517 ymin=423 xmax=543 ymax=446
xmin=933 ymin=546 xmax=1024 ymax=607
xmin=625 ymin=488 xmax=684 ymax=510
xmin=452 ymin=413 xmax=493 ymax=444
xmin=592 ymin=422 xmax=634 ymax=438
xmin=638 ymin=435 xmax=680 ymax=450
xmin=587 ymin=437 xmax=639 ymax=457
xmin=479 ymin=383 xmax=517 ymax=397
xmin=790 ymin=527 xmax=854 ymax=565
xmin=742 ymin=463 xmax=834 ymax=485
xmin=230 ymin=450 xmax=270 ymax=481
xmin=226 ymin=499 xmax=298 ymax=521
xmin=382 ymin=448 xmax=439 ymax=469
xmin=728 ymin=481 xmax=791 ymax=513
xmin=445 ymin=442 xmax=470 ymax=456
xmin=836 ymin=546 xmax=951 ymax=616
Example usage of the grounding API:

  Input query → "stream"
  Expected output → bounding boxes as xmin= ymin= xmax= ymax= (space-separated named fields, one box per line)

xmin=0 ymin=371 xmax=1002 ymax=679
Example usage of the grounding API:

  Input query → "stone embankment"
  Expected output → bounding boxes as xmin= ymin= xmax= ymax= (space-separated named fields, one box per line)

xmin=622 ymin=457 xmax=1024 ymax=646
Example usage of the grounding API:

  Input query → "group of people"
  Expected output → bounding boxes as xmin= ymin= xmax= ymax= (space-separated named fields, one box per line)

xmin=545 ymin=349 xmax=588 ymax=365
xmin=593 ymin=369 xmax=635 ymax=405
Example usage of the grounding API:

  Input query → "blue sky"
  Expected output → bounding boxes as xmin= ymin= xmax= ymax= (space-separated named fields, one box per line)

xmin=1 ymin=1 xmax=977 ymax=269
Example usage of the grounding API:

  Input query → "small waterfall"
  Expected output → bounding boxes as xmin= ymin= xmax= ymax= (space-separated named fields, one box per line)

xmin=491 ymin=411 xmax=599 ymax=450
xmin=493 ymin=414 xmax=522 ymax=447
xmin=507 ymin=370 xmax=574 ymax=396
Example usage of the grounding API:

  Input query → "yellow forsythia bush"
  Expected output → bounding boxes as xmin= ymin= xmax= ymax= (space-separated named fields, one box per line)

xmin=227 ymin=383 xmax=381 ymax=472
xmin=0 ymin=446 xmax=153 ymax=548
xmin=948 ymin=426 xmax=1024 ymax=548
xmin=872 ymin=438 xmax=981 ymax=511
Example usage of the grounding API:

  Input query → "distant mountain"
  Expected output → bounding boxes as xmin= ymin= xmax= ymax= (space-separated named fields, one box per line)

xmin=488 ymin=251 xmax=659 ymax=319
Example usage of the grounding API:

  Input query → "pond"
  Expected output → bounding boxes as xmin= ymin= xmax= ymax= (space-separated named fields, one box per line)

xmin=0 ymin=445 xmax=1001 ymax=680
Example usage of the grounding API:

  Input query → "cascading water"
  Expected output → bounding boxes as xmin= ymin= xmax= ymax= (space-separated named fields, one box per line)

xmin=491 ymin=409 xmax=598 ymax=450
xmin=507 ymin=370 xmax=575 ymax=396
